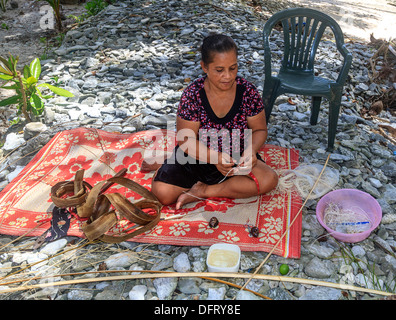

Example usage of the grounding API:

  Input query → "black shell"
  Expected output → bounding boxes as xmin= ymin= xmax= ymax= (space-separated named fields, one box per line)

xmin=208 ymin=217 xmax=219 ymax=228
xmin=250 ymin=226 xmax=259 ymax=238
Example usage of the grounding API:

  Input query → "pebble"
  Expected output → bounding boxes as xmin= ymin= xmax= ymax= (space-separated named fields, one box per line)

xmin=129 ymin=285 xmax=147 ymax=300
xmin=40 ymin=238 xmax=68 ymax=256
xmin=68 ymin=290 xmax=94 ymax=301
xmin=0 ymin=0 xmax=395 ymax=301
xmin=104 ymin=252 xmax=138 ymax=269
xmin=306 ymin=243 xmax=334 ymax=259
xmin=351 ymin=245 xmax=366 ymax=258
xmin=304 ymin=257 xmax=336 ymax=279
xmin=23 ymin=122 xmax=48 ymax=140
xmin=6 ymin=166 xmax=25 ymax=182
xmin=173 ymin=252 xmax=191 ymax=273
xmin=236 ymin=290 xmax=263 ymax=300
xmin=299 ymin=287 xmax=342 ymax=300
xmin=207 ymin=287 xmax=227 ymax=300
xmin=3 ymin=133 xmax=25 ymax=151
xmin=153 ymin=277 xmax=178 ymax=300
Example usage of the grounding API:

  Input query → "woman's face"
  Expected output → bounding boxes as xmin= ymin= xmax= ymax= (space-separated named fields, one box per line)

xmin=201 ymin=50 xmax=238 ymax=92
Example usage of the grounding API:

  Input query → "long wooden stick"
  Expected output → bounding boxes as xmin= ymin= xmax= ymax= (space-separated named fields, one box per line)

xmin=0 ymin=270 xmax=393 ymax=297
xmin=235 ymin=154 xmax=331 ymax=297
xmin=0 ymin=269 xmax=270 ymax=300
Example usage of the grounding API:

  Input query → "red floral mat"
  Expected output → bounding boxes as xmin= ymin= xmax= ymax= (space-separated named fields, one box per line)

xmin=0 ymin=128 xmax=302 ymax=258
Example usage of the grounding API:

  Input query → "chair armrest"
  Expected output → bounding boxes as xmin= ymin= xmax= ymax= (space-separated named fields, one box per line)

xmin=336 ymin=45 xmax=352 ymax=85
xmin=263 ymin=35 xmax=273 ymax=81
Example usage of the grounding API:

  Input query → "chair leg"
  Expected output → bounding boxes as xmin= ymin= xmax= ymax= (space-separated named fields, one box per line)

xmin=310 ymin=96 xmax=322 ymax=125
xmin=327 ymin=92 xmax=342 ymax=152
xmin=262 ymin=80 xmax=280 ymax=124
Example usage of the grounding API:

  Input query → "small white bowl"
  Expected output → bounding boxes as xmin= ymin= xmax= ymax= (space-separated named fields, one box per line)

xmin=206 ymin=243 xmax=241 ymax=273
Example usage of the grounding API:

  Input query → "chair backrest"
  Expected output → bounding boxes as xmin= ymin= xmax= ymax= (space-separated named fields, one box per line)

xmin=263 ymin=8 xmax=347 ymax=75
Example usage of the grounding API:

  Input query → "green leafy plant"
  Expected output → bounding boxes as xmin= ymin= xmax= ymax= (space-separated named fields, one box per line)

xmin=85 ymin=0 xmax=109 ymax=17
xmin=0 ymin=0 xmax=9 ymax=13
xmin=39 ymin=36 xmax=52 ymax=60
xmin=55 ymin=32 xmax=65 ymax=46
xmin=339 ymin=241 xmax=396 ymax=294
xmin=68 ymin=0 xmax=114 ymax=25
xmin=9 ymin=117 xmax=20 ymax=126
xmin=68 ymin=13 xmax=86 ymax=25
xmin=39 ymin=0 xmax=63 ymax=31
xmin=1 ymin=23 xmax=9 ymax=30
xmin=0 ymin=54 xmax=74 ymax=122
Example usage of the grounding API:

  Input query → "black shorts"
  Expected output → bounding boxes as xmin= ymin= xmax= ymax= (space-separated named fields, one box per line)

xmin=153 ymin=146 xmax=264 ymax=189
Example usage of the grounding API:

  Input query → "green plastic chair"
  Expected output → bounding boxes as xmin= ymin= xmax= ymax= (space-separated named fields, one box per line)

xmin=262 ymin=8 xmax=352 ymax=151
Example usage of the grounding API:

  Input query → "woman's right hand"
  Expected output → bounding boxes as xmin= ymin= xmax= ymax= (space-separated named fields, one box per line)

xmin=215 ymin=152 xmax=236 ymax=177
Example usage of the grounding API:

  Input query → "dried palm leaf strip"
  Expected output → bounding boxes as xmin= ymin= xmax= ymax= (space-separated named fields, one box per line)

xmin=50 ymin=169 xmax=163 ymax=243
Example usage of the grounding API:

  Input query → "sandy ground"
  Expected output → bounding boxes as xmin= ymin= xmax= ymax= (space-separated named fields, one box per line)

xmin=0 ymin=0 xmax=84 ymax=65
xmin=292 ymin=0 xmax=396 ymax=42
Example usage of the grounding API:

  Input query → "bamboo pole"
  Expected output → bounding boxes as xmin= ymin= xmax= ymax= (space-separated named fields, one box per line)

xmin=235 ymin=153 xmax=331 ymax=297
xmin=0 ymin=270 xmax=393 ymax=297
xmin=0 ymin=269 xmax=270 ymax=300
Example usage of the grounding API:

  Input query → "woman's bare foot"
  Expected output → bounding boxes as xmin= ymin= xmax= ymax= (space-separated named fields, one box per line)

xmin=175 ymin=182 xmax=207 ymax=210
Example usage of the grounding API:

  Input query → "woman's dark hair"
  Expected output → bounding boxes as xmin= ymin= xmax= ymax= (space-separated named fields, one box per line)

xmin=200 ymin=34 xmax=238 ymax=65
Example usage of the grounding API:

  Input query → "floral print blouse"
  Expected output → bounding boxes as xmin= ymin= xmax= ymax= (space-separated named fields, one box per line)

xmin=176 ymin=76 xmax=265 ymax=158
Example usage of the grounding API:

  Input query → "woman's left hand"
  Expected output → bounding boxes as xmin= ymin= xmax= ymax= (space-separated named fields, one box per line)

xmin=235 ymin=152 xmax=257 ymax=175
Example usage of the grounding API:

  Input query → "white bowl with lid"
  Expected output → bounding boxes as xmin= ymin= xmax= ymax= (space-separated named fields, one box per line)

xmin=206 ymin=243 xmax=241 ymax=273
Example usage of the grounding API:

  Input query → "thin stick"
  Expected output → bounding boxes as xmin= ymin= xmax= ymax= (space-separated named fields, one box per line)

xmin=0 ymin=239 xmax=95 ymax=281
xmin=235 ymin=153 xmax=331 ymax=297
xmin=161 ymin=209 xmax=206 ymax=221
xmin=0 ymin=270 xmax=393 ymax=297
xmin=0 ymin=147 xmax=43 ymax=175
xmin=0 ymin=132 xmax=43 ymax=170
xmin=0 ymin=222 xmax=48 ymax=252
xmin=378 ymin=127 xmax=396 ymax=145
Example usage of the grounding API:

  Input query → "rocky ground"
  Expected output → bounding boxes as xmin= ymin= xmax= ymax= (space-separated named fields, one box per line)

xmin=0 ymin=0 xmax=395 ymax=301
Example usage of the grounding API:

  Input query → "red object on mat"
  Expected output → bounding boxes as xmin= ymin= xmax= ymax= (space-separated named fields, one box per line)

xmin=0 ymin=128 xmax=302 ymax=258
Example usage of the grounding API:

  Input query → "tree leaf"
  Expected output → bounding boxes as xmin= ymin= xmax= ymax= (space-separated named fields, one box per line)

xmin=1 ymin=84 xmax=19 ymax=90
xmin=23 ymin=65 xmax=31 ymax=79
xmin=26 ymin=76 xmax=38 ymax=86
xmin=0 ymin=95 xmax=21 ymax=107
xmin=0 ymin=56 xmax=13 ymax=75
xmin=8 ymin=55 xmax=19 ymax=74
xmin=30 ymin=58 xmax=41 ymax=79
xmin=30 ymin=93 xmax=44 ymax=115
xmin=0 ymin=74 xmax=13 ymax=80
xmin=37 ymin=83 xmax=74 ymax=97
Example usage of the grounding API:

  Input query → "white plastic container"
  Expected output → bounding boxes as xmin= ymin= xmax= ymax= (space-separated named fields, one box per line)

xmin=206 ymin=243 xmax=241 ymax=273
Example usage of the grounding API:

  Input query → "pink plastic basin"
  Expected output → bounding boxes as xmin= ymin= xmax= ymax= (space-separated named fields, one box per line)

xmin=316 ymin=189 xmax=382 ymax=243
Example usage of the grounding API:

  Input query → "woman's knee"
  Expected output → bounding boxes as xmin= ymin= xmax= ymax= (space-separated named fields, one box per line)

xmin=257 ymin=167 xmax=279 ymax=194
xmin=151 ymin=182 xmax=173 ymax=205
xmin=267 ymin=169 xmax=279 ymax=191
xmin=151 ymin=181 xmax=183 ymax=205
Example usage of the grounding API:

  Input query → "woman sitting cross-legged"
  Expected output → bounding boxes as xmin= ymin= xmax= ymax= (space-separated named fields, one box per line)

xmin=151 ymin=34 xmax=278 ymax=209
